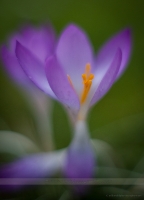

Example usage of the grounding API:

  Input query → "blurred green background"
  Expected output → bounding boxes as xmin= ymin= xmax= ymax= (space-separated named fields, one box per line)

xmin=0 ymin=0 xmax=144 ymax=187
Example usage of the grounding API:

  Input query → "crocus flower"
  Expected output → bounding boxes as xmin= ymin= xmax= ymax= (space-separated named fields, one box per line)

xmin=1 ymin=24 xmax=55 ymax=89
xmin=0 ymin=25 xmax=56 ymax=150
xmin=15 ymin=24 xmax=132 ymax=120
xmin=0 ymin=121 xmax=95 ymax=194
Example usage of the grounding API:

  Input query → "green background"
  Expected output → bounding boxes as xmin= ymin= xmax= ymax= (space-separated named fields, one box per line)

xmin=0 ymin=0 xmax=144 ymax=199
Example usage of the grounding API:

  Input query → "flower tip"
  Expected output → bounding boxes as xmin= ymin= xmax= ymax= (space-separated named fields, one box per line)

xmin=120 ymin=28 xmax=132 ymax=55
xmin=64 ymin=23 xmax=82 ymax=35
xmin=15 ymin=40 xmax=20 ymax=47
xmin=126 ymin=28 xmax=132 ymax=37
xmin=121 ymin=27 xmax=132 ymax=40
xmin=125 ymin=26 xmax=132 ymax=33
xmin=66 ymin=23 xmax=77 ymax=29
xmin=15 ymin=40 xmax=24 ymax=57
xmin=68 ymin=23 xmax=78 ymax=28
xmin=126 ymin=28 xmax=132 ymax=47
xmin=125 ymin=28 xmax=131 ymax=34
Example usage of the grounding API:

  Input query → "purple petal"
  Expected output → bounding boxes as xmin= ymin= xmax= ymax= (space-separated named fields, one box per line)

xmin=95 ymin=28 xmax=132 ymax=78
xmin=46 ymin=55 xmax=80 ymax=112
xmin=15 ymin=41 xmax=56 ymax=98
xmin=63 ymin=121 xmax=95 ymax=193
xmin=91 ymin=49 xmax=122 ymax=105
xmin=56 ymin=24 xmax=93 ymax=94
xmin=1 ymin=45 xmax=29 ymax=86
xmin=0 ymin=151 xmax=64 ymax=191
xmin=9 ymin=25 xmax=56 ymax=63
xmin=20 ymin=25 xmax=56 ymax=62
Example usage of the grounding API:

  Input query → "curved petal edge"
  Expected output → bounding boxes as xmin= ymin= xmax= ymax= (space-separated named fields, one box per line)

xmin=91 ymin=48 xmax=122 ymax=105
xmin=15 ymin=41 xmax=55 ymax=98
xmin=46 ymin=55 xmax=80 ymax=113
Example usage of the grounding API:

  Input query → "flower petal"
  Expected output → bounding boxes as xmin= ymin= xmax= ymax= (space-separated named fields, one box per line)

xmin=46 ymin=55 xmax=80 ymax=112
xmin=9 ymin=25 xmax=55 ymax=62
xmin=1 ymin=45 xmax=29 ymax=86
xmin=91 ymin=48 xmax=122 ymax=105
xmin=56 ymin=24 xmax=93 ymax=94
xmin=15 ymin=41 xmax=56 ymax=98
xmin=20 ymin=25 xmax=56 ymax=62
xmin=0 ymin=150 xmax=65 ymax=190
xmin=95 ymin=28 xmax=132 ymax=78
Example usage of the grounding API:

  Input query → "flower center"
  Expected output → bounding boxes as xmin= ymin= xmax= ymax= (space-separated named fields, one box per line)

xmin=67 ymin=63 xmax=94 ymax=104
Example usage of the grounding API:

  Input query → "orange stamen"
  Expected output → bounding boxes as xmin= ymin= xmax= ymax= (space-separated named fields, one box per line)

xmin=80 ymin=63 xmax=94 ymax=104
xmin=67 ymin=63 xmax=94 ymax=104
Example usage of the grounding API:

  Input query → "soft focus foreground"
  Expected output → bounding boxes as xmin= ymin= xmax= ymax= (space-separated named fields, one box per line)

xmin=0 ymin=1 xmax=144 ymax=200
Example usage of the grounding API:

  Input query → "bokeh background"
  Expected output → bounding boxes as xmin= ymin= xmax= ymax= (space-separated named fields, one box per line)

xmin=0 ymin=0 xmax=144 ymax=199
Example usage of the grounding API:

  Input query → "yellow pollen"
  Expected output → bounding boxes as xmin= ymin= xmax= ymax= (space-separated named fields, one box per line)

xmin=80 ymin=63 xmax=94 ymax=104
xmin=67 ymin=63 xmax=94 ymax=104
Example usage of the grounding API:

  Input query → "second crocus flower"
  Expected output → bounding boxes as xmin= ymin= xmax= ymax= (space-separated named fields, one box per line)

xmin=1 ymin=25 xmax=56 ymax=150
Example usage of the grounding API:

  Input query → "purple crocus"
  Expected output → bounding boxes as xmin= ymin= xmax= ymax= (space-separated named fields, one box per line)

xmin=1 ymin=24 xmax=55 ymax=89
xmin=15 ymin=24 xmax=131 ymax=120
xmin=0 ymin=25 xmax=56 ymax=151
xmin=0 ymin=121 xmax=94 ymax=194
